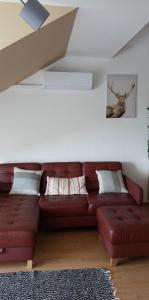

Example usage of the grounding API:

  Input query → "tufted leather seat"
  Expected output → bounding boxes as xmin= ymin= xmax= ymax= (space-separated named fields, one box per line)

xmin=0 ymin=163 xmax=40 ymax=267
xmin=0 ymin=194 xmax=39 ymax=248
xmin=97 ymin=206 xmax=149 ymax=259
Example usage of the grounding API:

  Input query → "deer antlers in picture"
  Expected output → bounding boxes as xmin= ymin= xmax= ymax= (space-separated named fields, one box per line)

xmin=106 ymin=82 xmax=135 ymax=118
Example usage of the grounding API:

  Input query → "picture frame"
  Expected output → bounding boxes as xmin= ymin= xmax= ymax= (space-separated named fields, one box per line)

xmin=106 ymin=74 xmax=137 ymax=118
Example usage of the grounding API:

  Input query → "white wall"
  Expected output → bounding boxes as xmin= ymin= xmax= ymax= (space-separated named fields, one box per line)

xmin=0 ymin=46 xmax=148 ymax=200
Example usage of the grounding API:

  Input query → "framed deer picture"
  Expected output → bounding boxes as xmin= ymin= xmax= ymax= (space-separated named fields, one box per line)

xmin=106 ymin=74 xmax=137 ymax=118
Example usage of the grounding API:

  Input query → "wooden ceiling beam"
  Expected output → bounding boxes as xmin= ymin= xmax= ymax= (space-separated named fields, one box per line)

xmin=0 ymin=3 xmax=78 ymax=92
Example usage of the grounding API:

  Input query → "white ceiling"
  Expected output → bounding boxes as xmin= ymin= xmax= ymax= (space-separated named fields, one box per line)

xmin=1 ymin=0 xmax=149 ymax=58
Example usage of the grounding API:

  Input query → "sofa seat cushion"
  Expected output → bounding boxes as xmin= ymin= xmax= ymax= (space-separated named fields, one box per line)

xmin=87 ymin=192 xmax=136 ymax=215
xmin=39 ymin=195 xmax=89 ymax=217
xmin=0 ymin=194 xmax=39 ymax=248
xmin=97 ymin=206 xmax=149 ymax=245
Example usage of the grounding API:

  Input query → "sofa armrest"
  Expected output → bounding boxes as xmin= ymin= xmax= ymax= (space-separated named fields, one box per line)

xmin=123 ymin=175 xmax=143 ymax=205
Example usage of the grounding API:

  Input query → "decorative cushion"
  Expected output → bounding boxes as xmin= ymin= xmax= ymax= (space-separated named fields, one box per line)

xmin=45 ymin=176 xmax=88 ymax=195
xmin=96 ymin=170 xmax=128 ymax=194
xmin=9 ymin=167 xmax=43 ymax=196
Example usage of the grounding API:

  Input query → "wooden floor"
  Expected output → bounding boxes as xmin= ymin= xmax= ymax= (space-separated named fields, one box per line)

xmin=0 ymin=228 xmax=149 ymax=300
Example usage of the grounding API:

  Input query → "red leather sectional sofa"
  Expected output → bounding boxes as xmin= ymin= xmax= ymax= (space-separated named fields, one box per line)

xmin=0 ymin=161 xmax=143 ymax=269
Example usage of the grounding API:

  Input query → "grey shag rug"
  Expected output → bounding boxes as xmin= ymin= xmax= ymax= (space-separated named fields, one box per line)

xmin=0 ymin=268 xmax=119 ymax=300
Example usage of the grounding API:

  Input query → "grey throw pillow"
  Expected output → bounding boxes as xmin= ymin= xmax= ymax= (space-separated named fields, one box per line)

xmin=96 ymin=170 xmax=128 ymax=194
xmin=9 ymin=167 xmax=43 ymax=196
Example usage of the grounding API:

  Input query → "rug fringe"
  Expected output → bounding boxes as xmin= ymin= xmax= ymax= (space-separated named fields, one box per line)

xmin=105 ymin=269 xmax=120 ymax=300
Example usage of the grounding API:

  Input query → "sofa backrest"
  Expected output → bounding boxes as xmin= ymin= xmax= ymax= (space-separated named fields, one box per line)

xmin=0 ymin=163 xmax=41 ymax=193
xmin=0 ymin=161 xmax=122 ymax=194
xmin=41 ymin=162 xmax=83 ymax=194
xmin=83 ymin=162 xmax=122 ymax=191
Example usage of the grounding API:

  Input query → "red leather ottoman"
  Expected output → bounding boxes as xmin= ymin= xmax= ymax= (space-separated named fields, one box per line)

xmin=0 ymin=194 xmax=39 ymax=270
xmin=97 ymin=206 xmax=149 ymax=267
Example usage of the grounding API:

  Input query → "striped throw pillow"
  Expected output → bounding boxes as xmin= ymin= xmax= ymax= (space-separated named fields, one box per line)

xmin=9 ymin=167 xmax=43 ymax=196
xmin=45 ymin=176 xmax=88 ymax=195
xmin=96 ymin=170 xmax=128 ymax=194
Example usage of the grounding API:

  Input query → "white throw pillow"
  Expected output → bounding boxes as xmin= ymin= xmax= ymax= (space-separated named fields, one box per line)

xmin=10 ymin=167 xmax=43 ymax=196
xmin=45 ymin=176 xmax=88 ymax=195
xmin=96 ymin=170 xmax=128 ymax=194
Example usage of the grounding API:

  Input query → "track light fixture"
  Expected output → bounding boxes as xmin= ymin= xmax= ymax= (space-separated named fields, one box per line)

xmin=20 ymin=0 xmax=50 ymax=31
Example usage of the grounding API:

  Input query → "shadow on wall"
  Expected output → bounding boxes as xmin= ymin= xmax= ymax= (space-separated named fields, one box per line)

xmin=93 ymin=72 xmax=105 ymax=89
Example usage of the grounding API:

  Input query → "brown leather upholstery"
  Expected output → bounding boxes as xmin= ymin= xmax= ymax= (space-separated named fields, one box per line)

xmin=83 ymin=162 xmax=122 ymax=191
xmin=87 ymin=191 xmax=137 ymax=215
xmin=0 ymin=163 xmax=41 ymax=263
xmin=41 ymin=162 xmax=82 ymax=194
xmin=0 ymin=194 xmax=39 ymax=248
xmin=39 ymin=161 xmax=143 ymax=228
xmin=123 ymin=175 xmax=143 ymax=206
xmin=97 ymin=206 xmax=149 ymax=258
xmin=0 ymin=163 xmax=41 ymax=193
xmin=39 ymin=195 xmax=89 ymax=217
xmin=0 ymin=247 xmax=34 ymax=262
xmin=0 ymin=161 xmax=144 ymax=263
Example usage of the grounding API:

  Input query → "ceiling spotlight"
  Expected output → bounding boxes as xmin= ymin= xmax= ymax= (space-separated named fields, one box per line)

xmin=20 ymin=0 xmax=50 ymax=31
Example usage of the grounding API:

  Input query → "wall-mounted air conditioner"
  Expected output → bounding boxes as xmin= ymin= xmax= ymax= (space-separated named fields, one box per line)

xmin=11 ymin=71 xmax=93 ymax=90
xmin=43 ymin=71 xmax=93 ymax=90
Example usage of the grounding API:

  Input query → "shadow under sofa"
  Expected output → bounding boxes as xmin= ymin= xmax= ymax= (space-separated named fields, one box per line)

xmin=0 ymin=161 xmax=143 ymax=269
